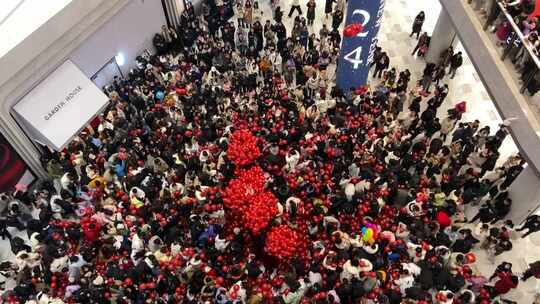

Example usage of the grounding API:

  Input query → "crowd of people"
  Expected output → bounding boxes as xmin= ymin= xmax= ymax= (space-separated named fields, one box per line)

xmin=406 ymin=11 xmax=465 ymax=94
xmin=478 ymin=0 xmax=540 ymax=95
xmin=0 ymin=0 xmax=536 ymax=303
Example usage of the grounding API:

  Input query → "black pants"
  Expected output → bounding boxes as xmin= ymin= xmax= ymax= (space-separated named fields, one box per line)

xmin=289 ymin=5 xmax=302 ymax=17
xmin=412 ymin=44 xmax=421 ymax=55
xmin=522 ymin=268 xmax=538 ymax=281
xmin=0 ymin=221 xmax=12 ymax=240
xmin=469 ymin=211 xmax=492 ymax=223
xmin=410 ymin=30 xmax=420 ymax=39
xmin=517 ymin=221 xmax=540 ymax=238
xmin=522 ymin=229 xmax=539 ymax=238
xmin=307 ymin=88 xmax=317 ymax=99
xmin=517 ymin=219 xmax=537 ymax=231
xmin=373 ymin=66 xmax=385 ymax=78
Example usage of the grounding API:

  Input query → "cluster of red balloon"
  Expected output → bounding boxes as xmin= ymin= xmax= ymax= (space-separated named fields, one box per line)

xmin=227 ymin=129 xmax=262 ymax=166
xmin=228 ymin=284 xmax=242 ymax=301
xmin=355 ymin=85 xmax=369 ymax=96
xmin=221 ymin=164 xmax=280 ymax=234
xmin=243 ymin=192 xmax=279 ymax=234
xmin=49 ymin=275 xmax=66 ymax=298
xmin=139 ymin=282 xmax=156 ymax=290
xmin=221 ymin=130 xmax=310 ymax=263
xmin=222 ymin=166 xmax=266 ymax=211
xmin=265 ymin=225 xmax=304 ymax=261
xmin=252 ymin=280 xmax=277 ymax=300
xmin=477 ymin=288 xmax=492 ymax=304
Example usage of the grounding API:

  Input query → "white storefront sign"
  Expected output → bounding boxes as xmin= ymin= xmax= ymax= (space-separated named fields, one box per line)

xmin=13 ymin=60 xmax=109 ymax=150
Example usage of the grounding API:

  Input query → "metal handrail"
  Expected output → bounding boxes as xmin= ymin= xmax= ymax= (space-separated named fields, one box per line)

xmin=497 ymin=2 xmax=540 ymax=68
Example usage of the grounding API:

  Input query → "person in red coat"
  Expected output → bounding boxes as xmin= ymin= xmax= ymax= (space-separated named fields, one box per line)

xmin=82 ymin=220 xmax=101 ymax=244
xmin=491 ymin=272 xmax=518 ymax=297
xmin=436 ymin=211 xmax=452 ymax=229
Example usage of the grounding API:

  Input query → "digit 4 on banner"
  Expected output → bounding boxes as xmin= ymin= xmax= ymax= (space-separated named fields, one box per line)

xmin=344 ymin=46 xmax=364 ymax=69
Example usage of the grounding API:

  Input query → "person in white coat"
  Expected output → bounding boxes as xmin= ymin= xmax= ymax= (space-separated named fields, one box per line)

xmin=344 ymin=182 xmax=355 ymax=202
xmin=288 ymin=0 xmax=302 ymax=17
xmin=131 ymin=233 xmax=144 ymax=258
xmin=215 ymin=234 xmax=230 ymax=252
xmin=285 ymin=150 xmax=300 ymax=172
xmin=340 ymin=259 xmax=361 ymax=281
xmin=440 ymin=115 xmax=457 ymax=141
xmin=15 ymin=251 xmax=40 ymax=272
xmin=285 ymin=196 xmax=301 ymax=214
xmin=395 ymin=269 xmax=415 ymax=296
xmin=50 ymin=256 xmax=69 ymax=274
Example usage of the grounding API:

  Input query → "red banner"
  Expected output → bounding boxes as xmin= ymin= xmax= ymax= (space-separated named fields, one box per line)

xmin=531 ymin=0 xmax=540 ymax=17
xmin=0 ymin=134 xmax=36 ymax=192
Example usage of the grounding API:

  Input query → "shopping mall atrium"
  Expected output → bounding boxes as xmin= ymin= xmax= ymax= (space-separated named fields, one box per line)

xmin=1 ymin=0 xmax=540 ymax=303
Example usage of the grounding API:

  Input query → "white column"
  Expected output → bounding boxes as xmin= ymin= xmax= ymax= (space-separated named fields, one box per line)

xmin=426 ymin=8 xmax=457 ymax=63
xmin=508 ymin=165 xmax=540 ymax=224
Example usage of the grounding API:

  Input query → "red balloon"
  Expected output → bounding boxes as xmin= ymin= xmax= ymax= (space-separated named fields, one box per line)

xmin=344 ymin=23 xmax=364 ymax=38
xmin=175 ymin=88 xmax=187 ymax=96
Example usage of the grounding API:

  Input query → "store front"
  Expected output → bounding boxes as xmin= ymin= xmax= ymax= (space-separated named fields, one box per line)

xmin=0 ymin=133 xmax=36 ymax=193
xmin=0 ymin=0 xmax=167 ymax=182
xmin=12 ymin=60 xmax=110 ymax=151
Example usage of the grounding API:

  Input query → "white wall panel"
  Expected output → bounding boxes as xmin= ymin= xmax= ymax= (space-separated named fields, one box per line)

xmin=69 ymin=0 xmax=166 ymax=78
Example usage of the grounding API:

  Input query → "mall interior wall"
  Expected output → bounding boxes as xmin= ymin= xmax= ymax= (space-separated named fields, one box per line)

xmin=70 ymin=0 xmax=166 ymax=79
xmin=508 ymin=165 xmax=540 ymax=223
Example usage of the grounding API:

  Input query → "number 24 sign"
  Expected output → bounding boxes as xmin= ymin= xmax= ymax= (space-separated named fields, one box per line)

xmin=343 ymin=10 xmax=371 ymax=69
xmin=336 ymin=0 xmax=385 ymax=89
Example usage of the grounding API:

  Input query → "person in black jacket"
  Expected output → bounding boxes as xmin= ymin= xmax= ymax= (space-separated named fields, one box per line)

xmin=468 ymin=201 xmax=497 ymax=224
xmin=449 ymin=52 xmax=463 ymax=79
xmin=522 ymin=260 xmax=540 ymax=281
xmin=410 ymin=11 xmax=425 ymax=39
xmin=421 ymin=62 xmax=436 ymax=93
xmin=325 ymin=0 xmax=336 ymax=17
xmin=517 ymin=214 xmax=540 ymax=238
xmin=332 ymin=9 xmax=344 ymax=30
xmin=373 ymin=52 xmax=390 ymax=79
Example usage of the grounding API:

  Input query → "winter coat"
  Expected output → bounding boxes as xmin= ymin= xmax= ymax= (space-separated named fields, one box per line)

xmin=494 ymin=272 xmax=517 ymax=295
